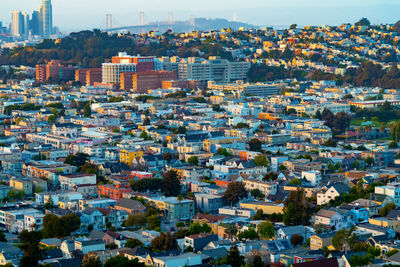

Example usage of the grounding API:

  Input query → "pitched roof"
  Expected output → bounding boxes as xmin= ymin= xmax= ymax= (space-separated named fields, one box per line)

xmin=316 ymin=209 xmax=337 ymax=218
xmin=330 ymin=183 xmax=350 ymax=194
xmin=292 ymin=258 xmax=338 ymax=267
xmin=116 ymin=198 xmax=146 ymax=212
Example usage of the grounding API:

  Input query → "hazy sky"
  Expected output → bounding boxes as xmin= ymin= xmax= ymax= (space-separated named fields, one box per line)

xmin=1 ymin=0 xmax=399 ymax=32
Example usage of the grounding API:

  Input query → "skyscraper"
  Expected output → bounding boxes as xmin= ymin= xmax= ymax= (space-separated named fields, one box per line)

xmin=22 ymin=12 xmax=30 ymax=36
xmin=30 ymin=11 xmax=40 ymax=36
xmin=11 ymin=11 xmax=23 ymax=37
xmin=41 ymin=0 xmax=53 ymax=36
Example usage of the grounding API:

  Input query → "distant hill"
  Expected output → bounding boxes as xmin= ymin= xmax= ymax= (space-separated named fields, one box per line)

xmin=191 ymin=17 xmax=257 ymax=30
xmin=149 ymin=17 xmax=257 ymax=33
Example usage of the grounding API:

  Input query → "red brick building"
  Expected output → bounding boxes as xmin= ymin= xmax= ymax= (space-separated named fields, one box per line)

xmin=35 ymin=65 xmax=46 ymax=83
xmin=35 ymin=60 xmax=76 ymax=83
xmin=130 ymin=70 xmax=177 ymax=93
xmin=75 ymin=68 xmax=102 ymax=86
xmin=120 ymin=72 xmax=134 ymax=91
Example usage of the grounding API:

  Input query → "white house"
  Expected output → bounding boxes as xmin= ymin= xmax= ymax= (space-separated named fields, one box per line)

xmin=317 ymin=183 xmax=350 ymax=205
xmin=301 ymin=170 xmax=322 ymax=186
xmin=314 ymin=208 xmax=356 ymax=230
xmin=58 ymin=174 xmax=96 ymax=191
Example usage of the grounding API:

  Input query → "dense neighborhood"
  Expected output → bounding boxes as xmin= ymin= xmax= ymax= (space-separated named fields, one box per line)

xmin=0 ymin=16 xmax=400 ymax=267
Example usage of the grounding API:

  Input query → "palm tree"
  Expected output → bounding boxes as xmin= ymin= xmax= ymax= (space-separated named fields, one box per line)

xmin=177 ymin=194 xmax=184 ymax=222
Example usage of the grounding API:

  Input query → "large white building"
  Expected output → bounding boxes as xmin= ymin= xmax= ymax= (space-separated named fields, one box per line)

xmin=161 ymin=56 xmax=250 ymax=83
xmin=102 ymin=63 xmax=136 ymax=84
xmin=208 ymin=81 xmax=285 ymax=97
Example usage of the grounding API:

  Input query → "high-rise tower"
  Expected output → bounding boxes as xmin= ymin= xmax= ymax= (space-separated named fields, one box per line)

xmin=41 ymin=0 xmax=53 ymax=36
xmin=11 ymin=11 xmax=22 ymax=37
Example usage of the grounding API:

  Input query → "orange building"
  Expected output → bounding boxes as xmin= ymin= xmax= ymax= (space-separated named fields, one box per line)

xmin=36 ymin=60 xmax=75 ymax=83
xmin=35 ymin=65 xmax=46 ymax=83
xmin=97 ymin=184 xmax=132 ymax=201
xmin=120 ymin=72 xmax=134 ymax=91
xmin=161 ymin=80 xmax=201 ymax=89
xmin=129 ymin=70 xmax=177 ymax=93
xmin=214 ymin=178 xmax=231 ymax=188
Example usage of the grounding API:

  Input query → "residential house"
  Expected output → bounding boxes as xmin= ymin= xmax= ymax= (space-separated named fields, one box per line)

xmin=115 ymin=198 xmax=146 ymax=215
xmin=184 ymin=233 xmax=218 ymax=252
xmin=317 ymin=183 xmax=350 ymax=205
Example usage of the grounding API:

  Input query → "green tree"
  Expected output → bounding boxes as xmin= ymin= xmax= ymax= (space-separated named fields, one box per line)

xmin=380 ymin=203 xmax=397 ymax=217
xmin=83 ymin=102 xmax=92 ymax=117
xmin=288 ymin=178 xmax=302 ymax=186
xmin=64 ymin=152 xmax=89 ymax=167
xmin=147 ymin=215 xmax=161 ymax=230
xmin=44 ymin=197 xmax=54 ymax=209
xmin=216 ymin=148 xmax=230 ymax=156
xmin=250 ymin=189 xmax=265 ymax=200
xmin=332 ymin=228 xmax=356 ymax=251
xmin=389 ymin=141 xmax=399 ymax=149
xmin=223 ymin=182 xmax=248 ymax=205
xmin=254 ymin=154 xmax=269 ymax=167
xmin=352 ymin=160 xmax=361 ymax=170
xmin=188 ymin=222 xmax=211 ymax=235
xmin=43 ymin=213 xmax=80 ymax=238
xmin=48 ymin=114 xmax=57 ymax=124
xmin=82 ymin=254 xmax=102 ymax=267
xmin=355 ymin=17 xmax=371 ymax=26
xmin=290 ymin=234 xmax=304 ymax=246
xmin=283 ymin=189 xmax=310 ymax=226
xmin=123 ymin=214 xmax=146 ymax=227
xmin=126 ymin=238 xmax=145 ymax=248
xmin=324 ymin=138 xmax=337 ymax=147
xmin=252 ymin=255 xmax=264 ymax=267
xmin=257 ymin=221 xmax=275 ymax=239
xmin=104 ymin=255 xmax=145 ymax=267
xmin=391 ymin=121 xmax=400 ymax=142
xmin=238 ymin=227 xmax=258 ymax=240
xmin=162 ymin=170 xmax=181 ymax=197
xmin=19 ymin=229 xmax=43 ymax=267
xmin=252 ymin=209 xmax=264 ymax=220
xmin=150 ymin=232 xmax=177 ymax=251
xmin=249 ymin=138 xmax=262 ymax=151
xmin=226 ymin=245 xmax=245 ymax=267
xmin=0 ymin=230 xmax=6 ymax=242
xmin=187 ymin=156 xmax=199 ymax=166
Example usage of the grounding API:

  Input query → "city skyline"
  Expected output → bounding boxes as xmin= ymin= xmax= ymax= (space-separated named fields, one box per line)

xmin=1 ymin=0 xmax=399 ymax=32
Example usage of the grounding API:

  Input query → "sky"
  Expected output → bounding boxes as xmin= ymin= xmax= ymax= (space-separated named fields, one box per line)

xmin=1 ymin=0 xmax=399 ymax=32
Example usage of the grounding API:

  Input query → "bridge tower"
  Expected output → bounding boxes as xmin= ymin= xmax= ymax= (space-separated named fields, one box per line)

xmin=139 ymin=12 xmax=145 ymax=26
xmin=168 ymin=12 xmax=174 ymax=31
xmin=106 ymin=14 xmax=112 ymax=30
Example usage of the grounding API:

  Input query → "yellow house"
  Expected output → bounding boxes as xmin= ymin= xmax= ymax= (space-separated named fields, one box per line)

xmin=239 ymin=201 xmax=284 ymax=215
xmin=309 ymin=233 xmax=335 ymax=250
xmin=369 ymin=217 xmax=400 ymax=232
xmin=9 ymin=178 xmax=32 ymax=195
xmin=119 ymin=149 xmax=144 ymax=168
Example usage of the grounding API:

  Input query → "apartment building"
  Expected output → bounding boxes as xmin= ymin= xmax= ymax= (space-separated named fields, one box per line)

xmin=243 ymin=178 xmax=278 ymax=196
xmin=161 ymin=56 xmax=250 ymax=83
